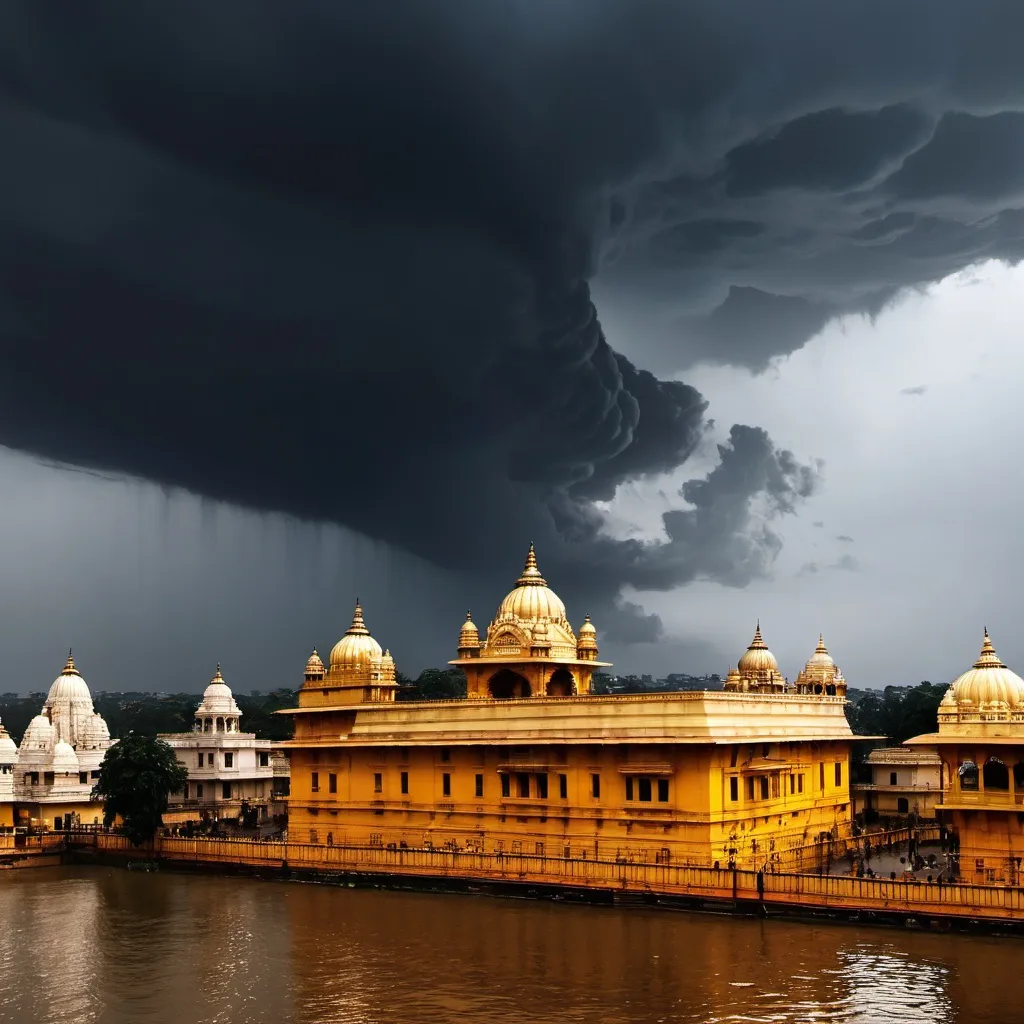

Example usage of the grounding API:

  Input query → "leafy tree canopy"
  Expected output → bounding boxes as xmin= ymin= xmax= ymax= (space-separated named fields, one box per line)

xmin=92 ymin=733 xmax=189 ymax=846
xmin=846 ymin=682 xmax=947 ymax=745
xmin=397 ymin=668 xmax=467 ymax=701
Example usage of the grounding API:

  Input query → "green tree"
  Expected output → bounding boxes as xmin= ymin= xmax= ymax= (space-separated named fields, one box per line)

xmin=397 ymin=668 xmax=467 ymax=701
xmin=92 ymin=733 xmax=189 ymax=846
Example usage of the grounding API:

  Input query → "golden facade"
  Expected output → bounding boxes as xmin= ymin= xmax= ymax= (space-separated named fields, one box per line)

xmin=907 ymin=629 xmax=1024 ymax=883
xmin=283 ymin=547 xmax=856 ymax=871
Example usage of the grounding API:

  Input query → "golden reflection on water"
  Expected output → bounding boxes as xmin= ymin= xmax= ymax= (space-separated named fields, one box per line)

xmin=0 ymin=868 xmax=1014 ymax=1023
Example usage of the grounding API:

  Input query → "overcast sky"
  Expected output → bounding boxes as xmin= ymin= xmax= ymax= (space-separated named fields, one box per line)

xmin=1 ymin=5 xmax=1023 ymax=693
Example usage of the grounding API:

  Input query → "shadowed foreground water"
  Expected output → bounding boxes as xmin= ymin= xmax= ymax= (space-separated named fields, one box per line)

xmin=0 ymin=867 xmax=1015 ymax=1023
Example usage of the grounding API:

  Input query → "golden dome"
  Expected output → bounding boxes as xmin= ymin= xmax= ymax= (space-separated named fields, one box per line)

xmin=577 ymin=614 xmax=598 ymax=650
xmin=579 ymin=615 xmax=596 ymax=637
xmin=330 ymin=601 xmax=383 ymax=671
xmin=495 ymin=544 xmax=568 ymax=624
xmin=805 ymin=634 xmax=834 ymax=670
xmin=737 ymin=622 xmax=780 ymax=675
xmin=459 ymin=611 xmax=480 ymax=645
xmin=304 ymin=647 xmax=326 ymax=678
xmin=949 ymin=629 xmax=1024 ymax=707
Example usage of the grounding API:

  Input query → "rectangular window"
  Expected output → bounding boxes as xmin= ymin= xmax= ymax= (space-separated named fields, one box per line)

xmin=835 ymin=762 xmax=843 ymax=787
xmin=309 ymin=829 xmax=318 ymax=844
xmin=657 ymin=779 xmax=669 ymax=803
xmin=197 ymin=753 xmax=203 ymax=768
xmin=819 ymin=763 xmax=825 ymax=791
xmin=516 ymin=773 xmax=530 ymax=798
xmin=760 ymin=776 xmax=769 ymax=800
xmin=79 ymin=771 xmax=88 ymax=785
xmin=537 ymin=774 xmax=548 ymax=799
xmin=475 ymin=773 xmax=484 ymax=798
xmin=746 ymin=777 xmax=755 ymax=801
xmin=328 ymin=773 xmax=338 ymax=794
xmin=311 ymin=771 xmax=320 ymax=793
xmin=771 ymin=774 xmax=780 ymax=799
xmin=401 ymin=771 xmax=409 ymax=795
xmin=638 ymin=778 xmax=652 ymax=802
xmin=197 ymin=783 xmax=204 ymax=798
xmin=442 ymin=772 xmax=451 ymax=797
xmin=374 ymin=772 xmax=383 ymax=793
xmin=501 ymin=774 xmax=511 ymax=798
xmin=440 ymin=748 xmax=451 ymax=763
xmin=798 ymin=774 xmax=804 ymax=794
xmin=259 ymin=752 xmax=269 ymax=768
xmin=559 ymin=773 xmax=567 ymax=799
xmin=789 ymin=774 xmax=795 ymax=795
xmin=222 ymin=782 xmax=231 ymax=799
xmin=729 ymin=777 xmax=739 ymax=802
xmin=224 ymin=753 xmax=233 ymax=768
xmin=625 ymin=777 xmax=634 ymax=801
xmin=591 ymin=773 xmax=601 ymax=799
xmin=890 ymin=771 xmax=898 ymax=786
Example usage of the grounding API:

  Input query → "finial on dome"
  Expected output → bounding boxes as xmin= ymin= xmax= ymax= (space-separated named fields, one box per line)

xmin=62 ymin=650 xmax=77 ymax=674
xmin=213 ymin=663 xmax=223 ymax=681
xmin=750 ymin=621 xmax=767 ymax=649
xmin=346 ymin=600 xmax=370 ymax=636
xmin=816 ymin=633 xmax=828 ymax=654
xmin=975 ymin=627 xmax=1004 ymax=668
xmin=516 ymin=542 xmax=547 ymax=586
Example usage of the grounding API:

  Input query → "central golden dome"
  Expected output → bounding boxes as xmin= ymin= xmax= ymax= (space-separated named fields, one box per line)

xmin=949 ymin=629 xmax=1024 ymax=707
xmin=330 ymin=601 xmax=383 ymax=671
xmin=495 ymin=544 xmax=568 ymax=624
xmin=737 ymin=622 xmax=780 ymax=674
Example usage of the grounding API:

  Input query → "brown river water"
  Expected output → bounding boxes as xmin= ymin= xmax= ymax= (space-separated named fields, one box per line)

xmin=0 ymin=867 xmax=1015 ymax=1023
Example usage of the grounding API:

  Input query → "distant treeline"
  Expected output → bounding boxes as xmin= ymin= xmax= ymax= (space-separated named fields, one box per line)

xmin=0 ymin=673 xmax=948 ymax=746
xmin=845 ymin=682 xmax=947 ymax=745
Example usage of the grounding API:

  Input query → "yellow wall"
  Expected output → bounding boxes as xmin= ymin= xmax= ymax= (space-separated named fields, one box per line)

xmin=930 ymin=740 xmax=1024 ymax=884
xmin=0 ymin=803 xmax=13 ymax=828
xmin=286 ymin=722 xmax=852 ymax=871
xmin=16 ymin=801 xmax=105 ymax=829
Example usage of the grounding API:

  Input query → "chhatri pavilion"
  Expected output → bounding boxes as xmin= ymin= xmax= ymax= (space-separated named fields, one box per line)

xmin=282 ymin=545 xmax=858 ymax=870
xmin=907 ymin=629 xmax=1024 ymax=884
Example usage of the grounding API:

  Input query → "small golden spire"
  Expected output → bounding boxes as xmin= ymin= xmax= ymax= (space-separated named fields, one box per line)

xmin=516 ymin=542 xmax=547 ymax=586
xmin=815 ymin=633 xmax=828 ymax=654
xmin=749 ymin=621 xmax=767 ymax=649
xmin=62 ymin=650 xmax=77 ymax=674
xmin=346 ymin=600 xmax=370 ymax=636
xmin=212 ymin=663 xmax=223 ymax=681
xmin=975 ymin=627 xmax=1005 ymax=668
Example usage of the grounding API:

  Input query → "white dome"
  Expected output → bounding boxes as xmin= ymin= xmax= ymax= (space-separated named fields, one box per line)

xmin=196 ymin=666 xmax=241 ymax=716
xmin=0 ymin=732 xmax=16 ymax=763
xmin=21 ymin=714 xmax=55 ymax=749
xmin=79 ymin=714 xmax=110 ymax=748
xmin=52 ymin=740 xmax=79 ymax=773
xmin=45 ymin=652 xmax=94 ymax=707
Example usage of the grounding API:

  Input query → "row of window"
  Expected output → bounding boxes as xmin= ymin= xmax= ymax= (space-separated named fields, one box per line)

xmin=727 ymin=763 xmax=843 ymax=803
xmin=195 ymin=751 xmax=271 ymax=769
xmin=23 ymin=770 xmax=99 ymax=786
xmin=308 ymin=770 xmax=670 ymax=803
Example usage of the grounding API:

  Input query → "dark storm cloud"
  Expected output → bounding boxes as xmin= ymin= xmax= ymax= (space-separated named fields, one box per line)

xmin=0 ymin=2 xmax=1022 ymax=640
xmin=900 ymin=385 xmax=929 ymax=396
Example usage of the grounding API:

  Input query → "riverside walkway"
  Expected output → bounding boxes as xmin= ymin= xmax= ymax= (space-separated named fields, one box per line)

xmin=58 ymin=829 xmax=1024 ymax=934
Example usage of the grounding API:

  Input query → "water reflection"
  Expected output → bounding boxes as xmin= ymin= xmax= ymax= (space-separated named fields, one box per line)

xmin=0 ymin=868 xmax=1015 ymax=1023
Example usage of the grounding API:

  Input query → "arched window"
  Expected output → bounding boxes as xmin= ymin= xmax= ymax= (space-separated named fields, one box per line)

xmin=488 ymin=669 xmax=531 ymax=699
xmin=983 ymin=757 xmax=1010 ymax=791
xmin=546 ymin=668 xmax=575 ymax=697
xmin=959 ymin=760 xmax=979 ymax=790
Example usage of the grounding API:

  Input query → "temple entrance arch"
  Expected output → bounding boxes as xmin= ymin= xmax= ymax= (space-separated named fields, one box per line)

xmin=546 ymin=668 xmax=576 ymax=697
xmin=488 ymin=669 xmax=532 ymax=699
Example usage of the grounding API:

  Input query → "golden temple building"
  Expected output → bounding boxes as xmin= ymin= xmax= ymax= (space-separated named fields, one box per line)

xmin=906 ymin=629 xmax=1024 ymax=884
xmin=283 ymin=546 xmax=856 ymax=871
